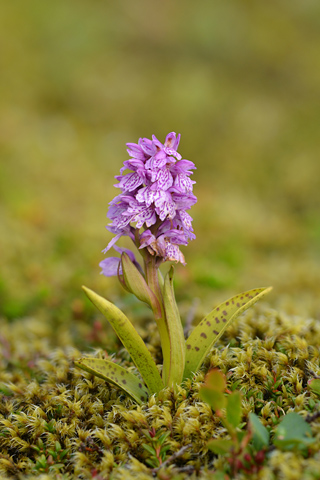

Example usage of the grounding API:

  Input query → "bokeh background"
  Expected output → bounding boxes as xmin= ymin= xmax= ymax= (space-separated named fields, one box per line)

xmin=1 ymin=0 xmax=320 ymax=344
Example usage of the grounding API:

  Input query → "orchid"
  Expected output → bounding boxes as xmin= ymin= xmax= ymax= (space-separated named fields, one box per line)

xmin=75 ymin=132 xmax=272 ymax=404
xmin=100 ymin=132 xmax=196 ymax=273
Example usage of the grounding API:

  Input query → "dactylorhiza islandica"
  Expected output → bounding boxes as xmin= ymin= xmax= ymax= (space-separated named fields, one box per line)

xmin=99 ymin=132 xmax=197 ymax=275
xmin=75 ymin=132 xmax=271 ymax=404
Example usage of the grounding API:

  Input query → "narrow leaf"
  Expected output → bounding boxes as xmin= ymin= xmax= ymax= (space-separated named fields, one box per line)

xmin=82 ymin=286 xmax=164 ymax=394
xmin=158 ymin=431 xmax=171 ymax=444
xmin=142 ymin=444 xmax=157 ymax=456
xmin=249 ymin=413 xmax=270 ymax=450
xmin=157 ymin=268 xmax=165 ymax=291
xmin=162 ymin=267 xmax=186 ymax=388
xmin=75 ymin=357 xmax=149 ymax=405
xmin=184 ymin=287 xmax=272 ymax=379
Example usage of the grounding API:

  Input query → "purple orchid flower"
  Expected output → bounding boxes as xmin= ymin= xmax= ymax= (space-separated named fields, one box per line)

xmin=101 ymin=132 xmax=196 ymax=275
xmin=99 ymin=246 xmax=139 ymax=277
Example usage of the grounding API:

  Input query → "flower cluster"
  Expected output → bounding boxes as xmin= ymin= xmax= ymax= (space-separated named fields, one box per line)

xmin=100 ymin=132 xmax=197 ymax=276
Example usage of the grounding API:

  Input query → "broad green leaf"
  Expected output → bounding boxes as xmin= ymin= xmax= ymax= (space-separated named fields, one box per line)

xmin=226 ymin=391 xmax=242 ymax=428
xmin=205 ymin=369 xmax=226 ymax=392
xmin=121 ymin=253 xmax=162 ymax=318
xmin=162 ymin=267 xmax=186 ymax=388
xmin=308 ymin=378 xmax=320 ymax=397
xmin=82 ymin=286 xmax=164 ymax=394
xmin=199 ymin=370 xmax=227 ymax=410
xmin=207 ymin=438 xmax=233 ymax=455
xmin=199 ymin=387 xmax=226 ymax=411
xmin=183 ymin=287 xmax=272 ymax=380
xmin=273 ymin=412 xmax=315 ymax=451
xmin=74 ymin=357 xmax=149 ymax=405
xmin=249 ymin=413 xmax=270 ymax=450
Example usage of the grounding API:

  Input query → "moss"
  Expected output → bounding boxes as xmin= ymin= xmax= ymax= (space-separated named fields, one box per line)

xmin=0 ymin=304 xmax=320 ymax=479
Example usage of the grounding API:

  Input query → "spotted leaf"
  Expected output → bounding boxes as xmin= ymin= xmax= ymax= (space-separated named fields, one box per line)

xmin=184 ymin=287 xmax=272 ymax=380
xmin=82 ymin=286 xmax=164 ymax=394
xmin=75 ymin=357 xmax=149 ymax=405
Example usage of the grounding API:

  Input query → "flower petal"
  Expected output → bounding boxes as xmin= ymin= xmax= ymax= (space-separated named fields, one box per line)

xmin=100 ymin=257 xmax=122 ymax=277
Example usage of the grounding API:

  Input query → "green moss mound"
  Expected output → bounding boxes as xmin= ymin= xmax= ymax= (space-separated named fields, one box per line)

xmin=1 ymin=305 xmax=320 ymax=479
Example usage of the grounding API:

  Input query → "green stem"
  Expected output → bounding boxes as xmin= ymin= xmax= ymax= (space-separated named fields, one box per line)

xmin=145 ymin=256 xmax=171 ymax=385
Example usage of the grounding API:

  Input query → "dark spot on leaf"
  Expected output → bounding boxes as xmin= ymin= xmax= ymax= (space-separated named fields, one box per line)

xmin=200 ymin=332 xmax=207 ymax=338
xmin=236 ymin=303 xmax=240 ymax=307
xmin=223 ymin=310 xmax=227 ymax=315
xmin=216 ymin=307 xmax=220 ymax=311
xmin=206 ymin=321 xmax=211 ymax=326
xmin=215 ymin=317 xmax=220 ymax=323
xmin=213 ymin=330 xmax=219 ymax=335
xmin=122 ymin=380 xmax=127 ymax=384
xmin=195 ymin=347 xmax=200 ymax=351
xmin=139 ymin=383 xmax=142 ymax=388
xmin=226 ymin=302 xmax=229 ymax=306
xmin=187 ymin=344 xmax=191 ymax=350
xmin=222 ymin=318 xmax=227 ymax=323
xmin=140 ymin=396 xmax=145 ymax=401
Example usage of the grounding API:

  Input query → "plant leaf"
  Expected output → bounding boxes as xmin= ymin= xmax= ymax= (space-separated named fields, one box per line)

xmin=207 ymin=438 xmax=234 ymax=455
xmin=205 ymin=369 xmax=226 ymax=391
xmin=162 ymin=267 xmax=186 ymax=388
xmin=200 ymin=388 xmax=226 ymax=411
xmin=142 ymin=444 xmax=157 ymax=456
xmin=74 ymin=357 xmax=149 ymax=405
xmin=82 ymin=286 xmax=164 ymax=394
xmin=121 ymin=253 xmax=162 ymax=318
xmin=308 ymin=378 xmax=320 ymax=397
xmin=199 ymin=369 xmax=227 ymax=410
xmin=158 ymin=431 xmax=171 ymax=444
xmin=183 ymin=287 xmax=272 ymax=379
xmin=226 ymin=391 xmax=242 ymax=428
xmin=273 ymin=412 xmax=315 ymax=451
xmin=249 ymin=413 xmax=270 ymax=450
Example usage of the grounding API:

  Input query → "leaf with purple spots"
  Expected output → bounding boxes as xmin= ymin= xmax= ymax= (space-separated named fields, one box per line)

xmin=81 ymin=286 xmax=164 ymax=394
xmin=183 ymin=287 xmax=272 ymax=380
xmin=75 ymin=357 xmax=149 ymax=405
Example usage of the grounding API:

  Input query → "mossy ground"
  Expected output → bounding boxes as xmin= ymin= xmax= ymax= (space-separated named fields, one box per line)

xmin=1 ymin=303 xmax=320 ymax=479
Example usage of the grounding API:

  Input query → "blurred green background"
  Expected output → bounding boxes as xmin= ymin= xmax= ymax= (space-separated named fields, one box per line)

xmin=1 ymin=0 xmax=320 ymax=335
